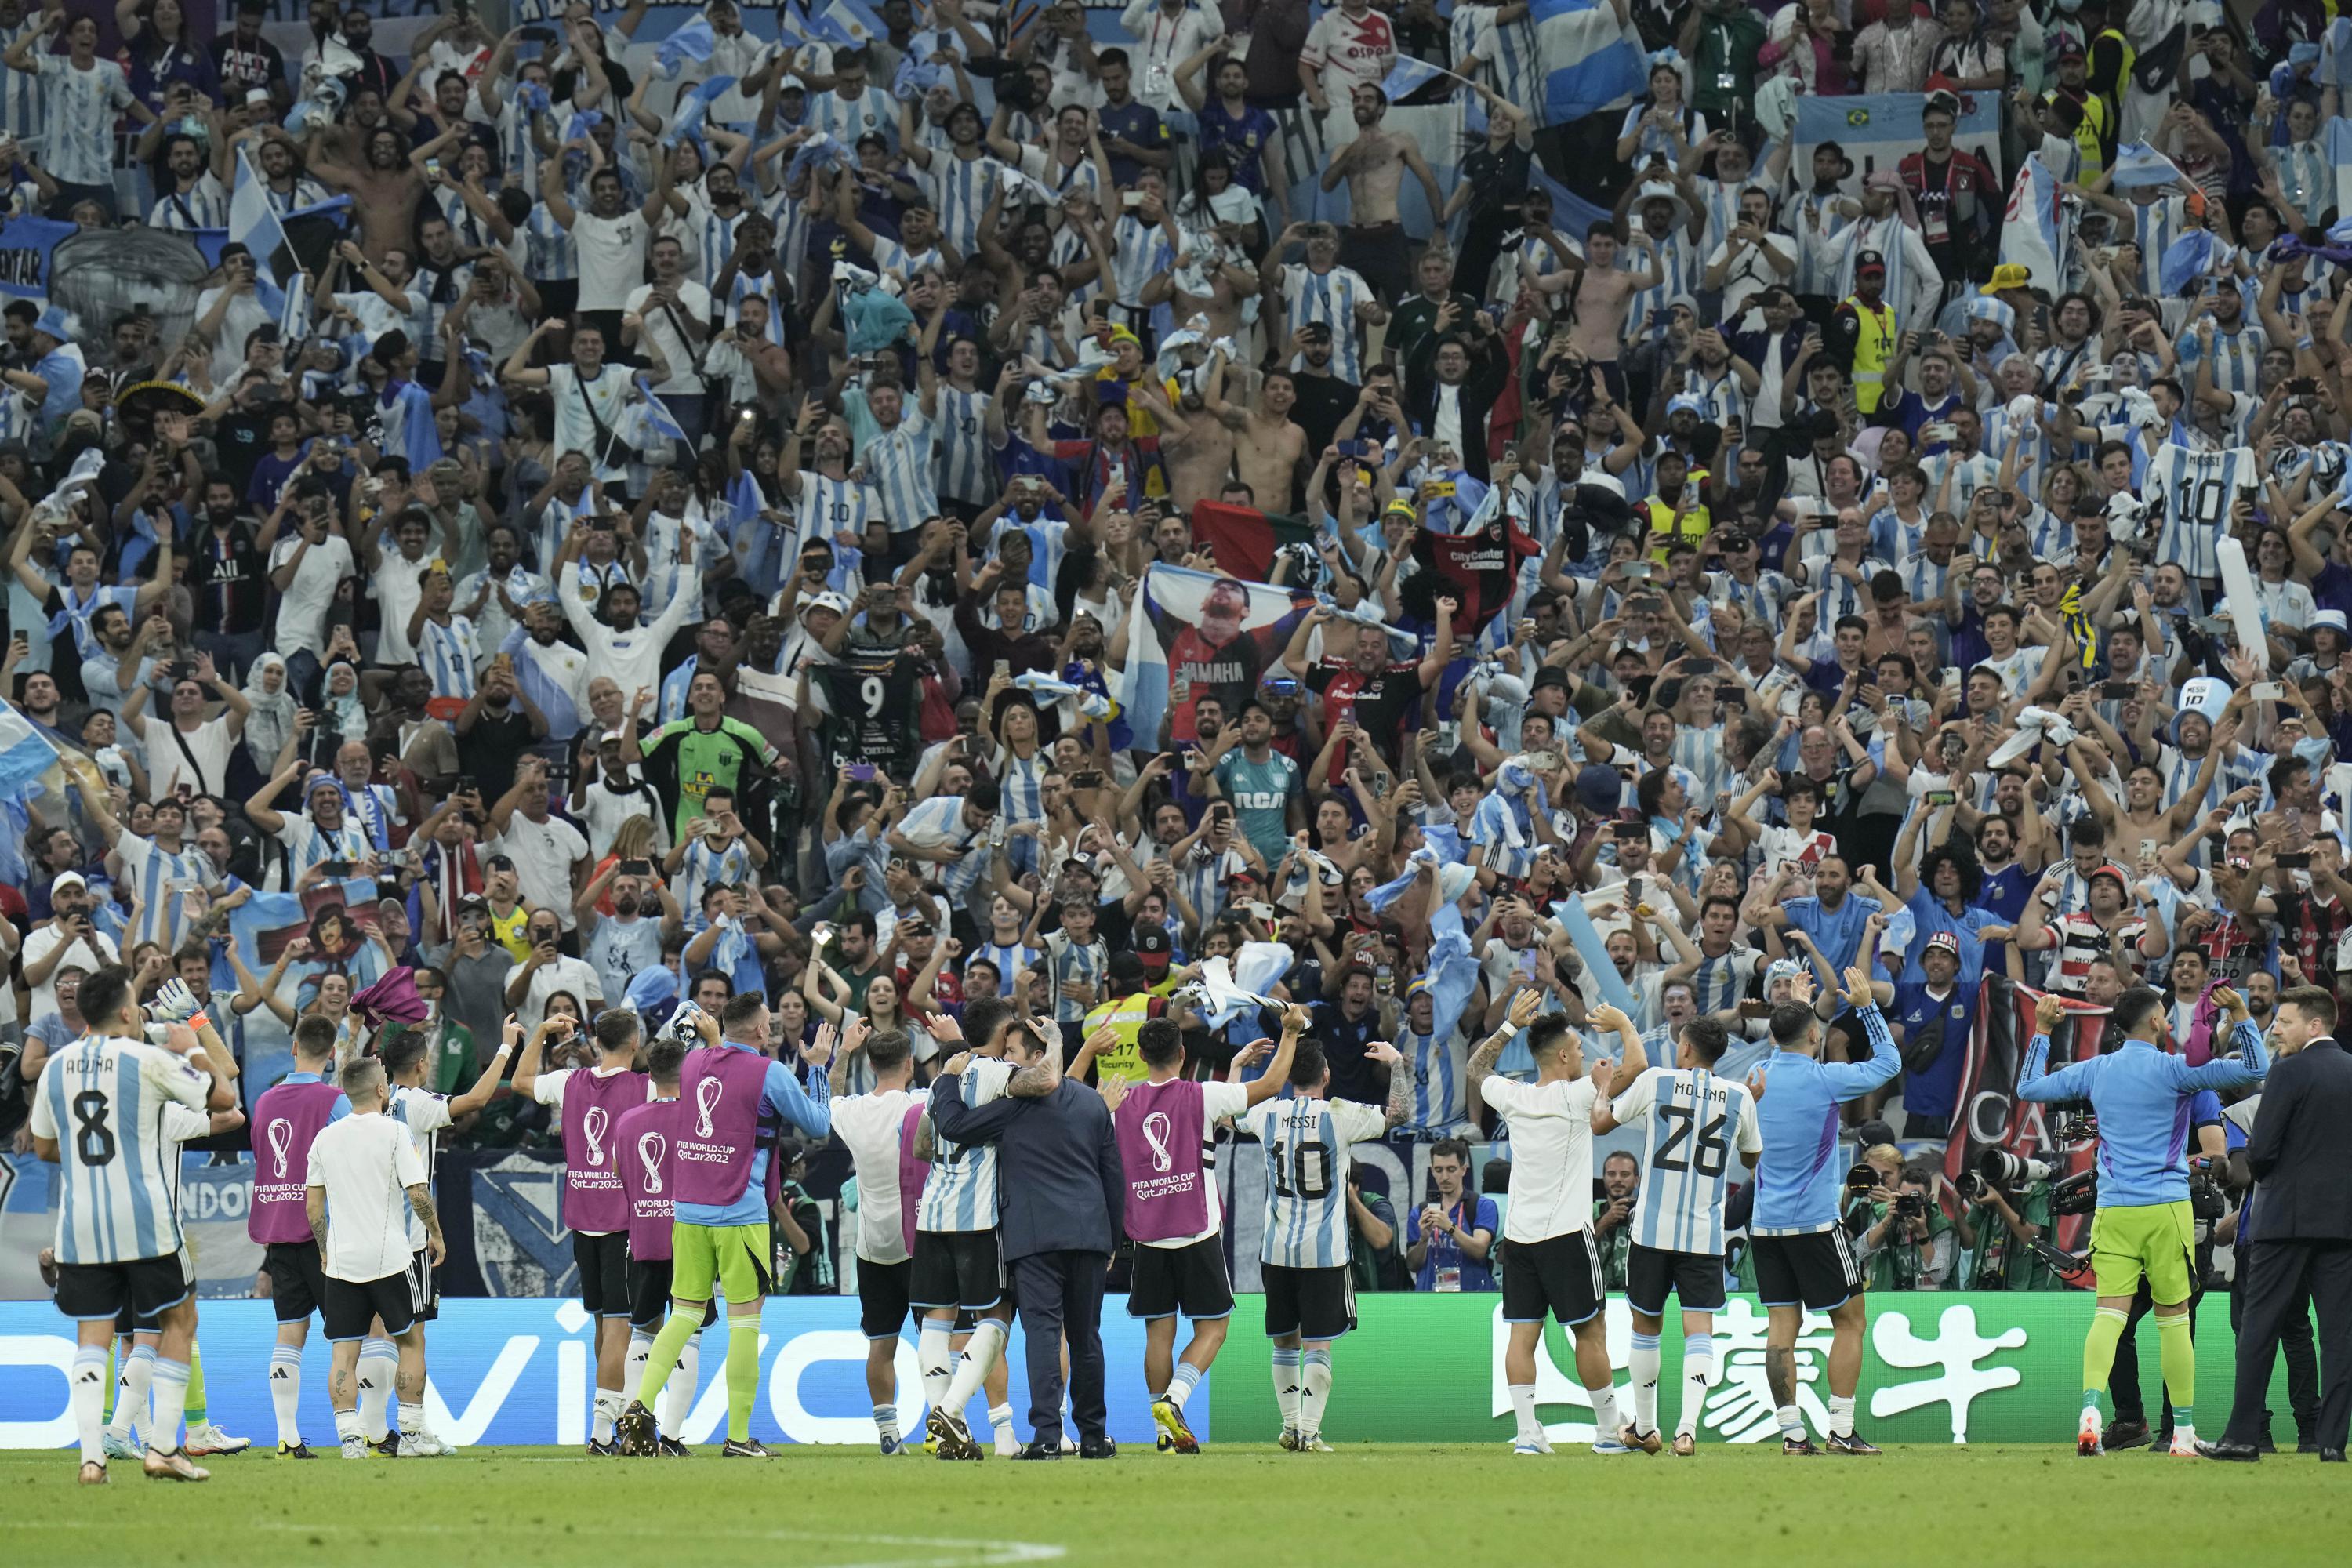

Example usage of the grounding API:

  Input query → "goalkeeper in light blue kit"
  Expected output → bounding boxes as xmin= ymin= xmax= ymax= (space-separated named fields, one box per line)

xmin=2014 ymin=984 xmax=2267 ymax=1458
xmin=1748 ymin=964 xmax=1900 ymax=1456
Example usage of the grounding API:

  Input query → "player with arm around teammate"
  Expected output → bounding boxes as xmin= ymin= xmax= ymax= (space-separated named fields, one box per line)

xmin=1592 ymin=1013 xmax=1762 ymax=1456
xmin=1471 ymin=989 xmax=1650 ymax=1457
xmin=1748 ymin=964 xmax=1901 ymax=1455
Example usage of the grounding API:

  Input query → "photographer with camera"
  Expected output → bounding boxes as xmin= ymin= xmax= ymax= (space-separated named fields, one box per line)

xmin=1857 ymin=1157 xmax=1959 ymax=1290
xmin=1954 ymin=1150 xmax=2068 ymax=1291
xmin=2018 ymin=984 xmax=2269 ymax=1457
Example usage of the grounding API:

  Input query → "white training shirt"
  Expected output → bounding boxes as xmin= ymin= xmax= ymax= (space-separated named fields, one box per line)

xmin=829 ymin=1086 xmax=922 ymax=1265
xmin=306 ymin=1110 xmax=430 ymax=1283
xmin=1476 ymin=1073 xmax=1600 ymax=1245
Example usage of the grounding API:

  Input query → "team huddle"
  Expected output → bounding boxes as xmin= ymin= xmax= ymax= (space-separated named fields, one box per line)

xmin=31 ymin=945 xmax=2275 ymax=1471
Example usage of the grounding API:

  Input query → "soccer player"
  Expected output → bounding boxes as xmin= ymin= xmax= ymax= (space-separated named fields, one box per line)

xmin=1592 ymin=1014 xmax=1762 ymax=1456
xmin=247 ymin=1015 xmax=352 ymax=1457
xmin=1240 ymin=1033 xmax=1409 ymax=1450
xmin=825 ymin=1018 xmax=930 ymax=1454
xmin=913 ymin=999 xmax=1028 ymax=1462
xmin=616 ymin=994 xmax=836 ymax=1458
xmin=515 ymin=1009 xmax=649 ymax=1454
xmin=373 ymin=1013 xmax=518 ymax=1455
xmin=1750 ymin=964 xmax=1900 ymax=1455
xmin=1113 ymin=1007 xmax=1300 ymax=1454
xmin=31 ymin=963 xmax=235 ymax=1483
xmin=304 ymin=1058 xmax=448 ymax=1461
xmin=2016 ymin=984 xmax=2268 ymax=1457
xmin=100 ymin=982 xmax=248 ymax=1465
xmin=615 ymin=1027 xmax=706 ymax=1455
xmin=1472 ymin=991 xmax=1648 ymax=1456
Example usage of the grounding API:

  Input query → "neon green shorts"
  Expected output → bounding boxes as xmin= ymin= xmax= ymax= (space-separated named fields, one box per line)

xmin=2088 ymin=1200 xmax=2197 ymax=1303
xmin=667 ymin=1221 xmax=773 ymax=1306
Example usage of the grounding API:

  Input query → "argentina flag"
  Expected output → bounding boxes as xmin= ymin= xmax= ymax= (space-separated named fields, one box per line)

xmin=1997 ymin=153 xmax=2068 ymax=296
xmin=2328 ymin=117 xmax=2352 ymax=223
xmin=1528 ymin=0 xmax=1643 ymax=125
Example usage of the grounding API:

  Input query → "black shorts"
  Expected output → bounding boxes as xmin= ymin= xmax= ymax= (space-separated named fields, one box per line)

xmin=627 ymin=1258 xmax=719 ymax=1333
xmin=409 ymin=1249 xmax=440 ymax=1324
xmin=1261 ymin=1263 xmax=1355 ymax=1342
xmin=909 ymin=1229 xmax=1004 ymax=1314
xmin=1751 ymin=1229 xmax=1864 ymax=1314
xmin=111 ymin=1250 xmax=190 ymax=1334
xmin=575 ymin=1231 xmax=632 ymax=1319
xmin=265 ymin=1240 xmax=328 ymax=1324
xmin=859 ymin=1256 xmax=915 ymax=1340
xmin=1502 ymin=1230 xmax=1606 ymax=1327
xmin=323 ymin=1251 xmax=432 ymax=1341
xmin=1625 ymin=1243 xmax=1729 ymax=1317
xmin=55 ymin=1252 xmax=192 ymax=1325
xmin=1127 ymin=1237 xmax=1236 ymax=1322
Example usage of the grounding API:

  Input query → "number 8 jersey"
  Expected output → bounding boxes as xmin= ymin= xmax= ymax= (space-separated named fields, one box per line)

xmin=1608 ymin=1067 xmax=1762 ymax=1258
xmin=1242 ymin=1095 xmax=1390 ymax=1269
xmin=28 ymin=1036 xmax=212 ymax=1265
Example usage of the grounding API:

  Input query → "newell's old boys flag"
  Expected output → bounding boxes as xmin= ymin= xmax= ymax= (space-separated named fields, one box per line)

xmin=1943 ymin=976 xmax=2106 ymax=1255
xmin=1189 ymin=500 xmax=1317 ymax=584
xmin=1410 ymin=515 xmax=1540 ymax=636
xmin=1116 ymin=564 xmax=1313 ymax=747
xmin=1529 ymin=0 xmax=1643 ymax=124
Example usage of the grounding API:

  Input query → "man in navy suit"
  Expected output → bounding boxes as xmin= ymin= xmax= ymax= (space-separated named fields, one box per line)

xmin=931 ymin=1017 xmax=1126 ymax=1459
xmin=2201 ymin=985 xmax=2352 ymax=1463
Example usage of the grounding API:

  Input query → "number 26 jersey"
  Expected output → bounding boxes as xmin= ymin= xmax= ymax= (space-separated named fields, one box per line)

xmin=1610 ymin=1066 xmax=1762 ymax=1258
xmin=1242 ymin=1095 xmax=1389 ymax=1269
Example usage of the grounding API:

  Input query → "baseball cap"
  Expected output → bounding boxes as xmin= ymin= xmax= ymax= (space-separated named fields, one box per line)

xmin=1854 ymin=249 xmax=1887 ymax=275
xmin=1923 ymin=931 xmax=1962 ymax=958
xmin=1980 ymin=263 xmax=2032 ymax=295
xmin=1134 ymin=922 xmax=1173 ymax=972
xmin=1766 ymin=958 xmax=1804 ymax=983
xmin=1107 ymin=950 xmax=1147 ymax=987
xmin=2087 ymin=864 xmax=2130 ymax=891
xmin=805 ymin=590 xmax=851 ymax=616
xmin=53 ymin=871 xmax=85 ymax=895
xmin=1574 ymin=762 xmax=1622 ymax=814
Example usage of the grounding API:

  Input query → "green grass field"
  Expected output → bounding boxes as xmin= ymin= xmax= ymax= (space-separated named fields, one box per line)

xmin=9 ymin=1443 xmax=2350 ymax=1567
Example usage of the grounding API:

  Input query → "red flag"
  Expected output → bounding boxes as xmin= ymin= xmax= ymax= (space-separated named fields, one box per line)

xmin=1189 ymin=500 xmax=1318 ymax=585
xmin=1410 ymin=521 xmax=1541 ymax=635
xmin=1944 ymin=976 xmax=2106 ymax=1262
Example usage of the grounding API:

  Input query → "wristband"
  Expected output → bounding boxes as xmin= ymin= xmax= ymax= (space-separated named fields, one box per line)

xmin=187 ymin=1012 xmax=209 ymax=1035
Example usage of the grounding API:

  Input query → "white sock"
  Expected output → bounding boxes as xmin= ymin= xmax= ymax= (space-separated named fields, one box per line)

xmin=333 ymin=1407 xmax=359 ymax=1444
xmin=1508 ymin=1382 xmax=1539 ymax=1441
xmin=661 ymin=1334 xmax=700 ymax=1439
xmin=592 ymin=1387 xmax=622 ymax=1444
xmin=269 ymin=1345 xmax=304 ymax=1446
xmin=873 ymin=1401 xmax=900 ymax=1443
xmin=72 ymin=1346 xmax=108 ymax=1466
xmin=1588 ymin=1378 xmax=1621 ymax=1440
xmin=1777 ymin=1403 xmax=1807 ymax=1440
xmin=1679 ymin=1334 xmax=1714 ymax=1440
xmin=1272 ymin=1348 xmax=1302 ymax=1432
xmin=399 ymin=1403 xmax=425 ymax=1439
xmin=356 ymin=1341 xmax=397 ymax=1441
xmin=1299 ymin=1348 xmax=1333 ymax=1439
xmin=919 ymin=1321 xmax=954 ymax=1414
xmin=149 ymin=1356 xmax=192 ymax=1454
xmin=988 ymin=1403 xmax=1016 ymax=1446
xmin=108 ymin=1345 xmax=154 ymax=1441
xmin=942 ymin=1319 xmax=1006 ymax=1417
xmin=1829 ymin=1393 xmax=1855 ymax=1439
xmin=1629 ymin=1333 xmax=1661 ymax=1436
xmin=625 ymin=1330 xmax=652 ymax=1415
xmin=1166 ymin=1359 xmax=1203 ymax=1412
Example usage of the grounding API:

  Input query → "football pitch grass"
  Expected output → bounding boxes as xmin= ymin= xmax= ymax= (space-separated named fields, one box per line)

xmin=8 ymin=1443 xmax=2350 ymax=1567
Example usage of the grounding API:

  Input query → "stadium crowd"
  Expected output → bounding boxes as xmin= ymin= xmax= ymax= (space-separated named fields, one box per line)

xmin=5 ymin=0 xmax=2352 ymax=1478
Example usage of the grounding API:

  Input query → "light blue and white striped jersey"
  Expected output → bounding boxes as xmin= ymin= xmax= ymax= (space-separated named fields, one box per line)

xmin=1627 ymin=237 xmax=1697 ymax=344
xmin=1751 ymin=1004 xmax=1900 ymax=1235
xmin=415 ymin=614 xmax=481 ymax=704
xmin=33 ymin=55 xmax=132 ymax=188
xmin=639 ymin=510 xmax=714 ymax=621
xmin=0 ymin=17 xmax=44 ymax=143
xmin=2146 ymin=441 xmax=2255 ymax=581
xmin=681 ymin=192 xmax=754 ymax=293
xmin=494 ymin=98 xmax=550 ymax=194
xmin=1707 ymin=568 xmax=1795 ymax=633
xmin=1400 ymin=1025 xmax=1471 ymax=1134
xmin=1281 ymin=263 xmax=1374 ymax=383
xmin=1981 ymin=401 xmax=2056 ymax=499
xmin=1687 ymin=946 xmax=1762 ymax=1018
xmin=851 ymin=399 xmax=939 ymax=533
xmin=1041 ymin=927 xmax=1106 ymax=1024
xmin=758 ymin=187 xmax=814 ymax=296
xmin=29 ymin=1036 xmax=210 ymax=1266
xmin=2178 ymin=322 xmax=2267 ymax=398
xmin=110 ymin=824 xmax=220 ymax=953
xmin=147 ymin=172 xmax=229 ymax=232
xmin=1243 ymin=1094 xmax=1389 ymax=1269
xmin=1667 ymin=724 xmax=1727 ymax=814
xmin=524 ymin=200 xmax=579 ymax=282
xmin=2127 ymin=194 xmax=2187 ymax=296
xmin=935 ymin=384 xmax=994 ymax=506
xmin=272 ymin=812 xmax=376 ymax=880
xmin=916 ymin=1055 xmax=1013 ymax=1232
xmin=995 ymin=744 xmax=1047 ymax=841
xmin=1610 ymin=1065 xmax=1761 ymax=1257
xmin=674 ymin=835 xmax=755 ymax=929
xmin=795 ymin=468 xmax=884 ymax=546
xmin=807 ymin=83 xmax=898 ymax=150
xmin=1787 ymin=187 xmax=1857 ymax=298
xmin=975 ymin=938 xmax=1039 ymax=986
xmin=918 ymin=149 xmax=1002 ymax=256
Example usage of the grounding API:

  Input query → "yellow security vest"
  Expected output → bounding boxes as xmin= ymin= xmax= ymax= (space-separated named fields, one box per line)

xmin=1081 ymin=990 xmax=1161 ymax=1087
xmin=2069 ymin=93 xmax=2110 ymax=179
xmin=1845 ymin=297 xmax=1897 ymax=414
